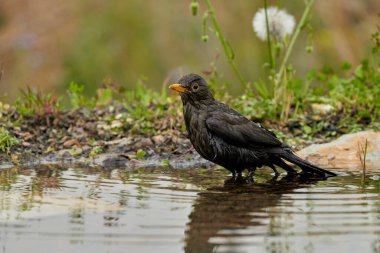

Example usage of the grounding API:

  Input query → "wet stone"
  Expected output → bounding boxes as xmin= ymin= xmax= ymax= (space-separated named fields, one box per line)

xmin=298 ymin=130 xmax=380 ymax=170
xmin=93 ymin=153 xmax=129 ymax=167
xmin=134 ymin=138 xmax=153 ymax=150
xmin=106 ymin=137 xmax=133 ymax=153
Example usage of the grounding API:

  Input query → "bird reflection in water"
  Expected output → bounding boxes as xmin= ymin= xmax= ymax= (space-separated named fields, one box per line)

xmin=184 ymin=175 xmax=322 ymax=253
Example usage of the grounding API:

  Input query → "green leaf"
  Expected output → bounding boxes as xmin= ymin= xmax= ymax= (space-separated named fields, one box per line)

xmin=302 ymin=125 xmax=312 ymax=134
xmin=135 ymin=149 xmax=146 ymax=159
xmin=354 ymin=65 xmax=364 ymax=79
xmin=341 ymin=61 xmax=352 ymax=71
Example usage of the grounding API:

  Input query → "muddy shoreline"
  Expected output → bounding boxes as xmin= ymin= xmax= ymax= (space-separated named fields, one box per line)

xmin=1 ymin=103 xmax=377 ymax=169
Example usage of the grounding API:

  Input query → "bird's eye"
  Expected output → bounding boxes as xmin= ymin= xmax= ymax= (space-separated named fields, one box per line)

xmin=192 ymin=83 xmax=199 ymax=92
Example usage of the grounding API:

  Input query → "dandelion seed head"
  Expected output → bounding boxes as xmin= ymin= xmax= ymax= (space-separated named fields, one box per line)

xmin=252 ymin=6 xmax=296 ymax=41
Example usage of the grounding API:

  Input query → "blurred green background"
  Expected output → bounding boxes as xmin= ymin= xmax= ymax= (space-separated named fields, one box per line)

xmin=0 ymin=0 xmax=378 ymax=101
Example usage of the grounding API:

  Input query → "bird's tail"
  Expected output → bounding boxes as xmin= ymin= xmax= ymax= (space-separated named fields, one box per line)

xmin=280 ymin=151 xmax=337 ymax=178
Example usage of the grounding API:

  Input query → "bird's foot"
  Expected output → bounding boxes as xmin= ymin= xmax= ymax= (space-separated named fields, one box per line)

xmin=224 ymin=172 xmax=252 ymax=185
xmin=268 ymin=173 xmax=280 ymax=183
xmin=245 ymin=175 xmax=255 ymax=183
xmin=234 ymin=172 xmax=247 ymax=184
xmin=247 ymin=169 xmax=256 ymax=178
xmin=224 ymin=176 xmax=237 ymax=185
xmin=245 ymin=169 xmax=255 ymax=183
xmin=297 ymin=171 xmax=329 ymax=182
xmin=271 ymin=167 xmax=280 ymax=176
xmin=284 ymin=171 xmax=298 ymax=178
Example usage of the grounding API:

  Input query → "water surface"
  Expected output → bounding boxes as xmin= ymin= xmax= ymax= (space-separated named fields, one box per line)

xmin=0 ymin=165 xmax=380 ymax=253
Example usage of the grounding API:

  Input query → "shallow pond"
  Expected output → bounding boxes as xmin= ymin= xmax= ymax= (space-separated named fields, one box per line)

xmin=0 ymin=165 xmax=380 ymax=253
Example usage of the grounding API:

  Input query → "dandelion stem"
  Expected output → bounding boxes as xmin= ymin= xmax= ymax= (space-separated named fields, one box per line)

xmin=275 ymin=0 xmax=315 ymax=89
xmin=204 ymin=0 xmax=246 ymax=87
xmin=263 ymin=0 xmax=274 ymax=70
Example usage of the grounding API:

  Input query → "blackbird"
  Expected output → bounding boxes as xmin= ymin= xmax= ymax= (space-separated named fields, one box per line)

xmin=169 ymin=73 xmax=337 ymax=179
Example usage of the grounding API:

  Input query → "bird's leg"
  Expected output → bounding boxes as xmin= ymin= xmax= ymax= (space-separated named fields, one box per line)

xmin=247 ymin=167 xmax=256 ymax=178
xmin=272 ymin=157 xmax=298 ymax=175
xmin=224 ymin=170 xmax=237 ymax=185
xmin=224 ymin=170 xmax=249 ymax=185
xmin=234 ymin=172 xmax=248 ymax=184
xmin=269 ymin=173 xmax=280 ymax=182
xmin=269 ymin=165 xmax=280 ymax=176
xmin=245 ymin=168 xmax=256 ymax=183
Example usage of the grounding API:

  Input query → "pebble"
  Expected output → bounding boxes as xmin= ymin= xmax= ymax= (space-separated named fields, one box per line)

xmin=22 ymin=141 xmax=31 ymax=147
xmin=152 ymin=135 xmax=165 ymax=145
xmin=134 ymin=138 xmax=153 ymax=150
xmin=63 ymin=139 xmax=77 ymax=148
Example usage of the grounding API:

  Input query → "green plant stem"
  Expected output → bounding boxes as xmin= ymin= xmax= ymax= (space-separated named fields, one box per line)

xmin=363 ymin=138 xmax=368 ymax=173
xmin=360 ymin=139 xmax=368 ymax=187
xmin=264 ymin=0 xmax=274 ymax=69
xmin=275 ymin=0 xmax=315 ymax=89
xmin=204 ymin=0 xmax=246 ymax=87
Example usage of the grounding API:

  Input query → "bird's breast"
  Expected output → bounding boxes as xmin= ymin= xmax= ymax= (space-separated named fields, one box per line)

xmin=184 ymin=105 xmax=214 ymax=160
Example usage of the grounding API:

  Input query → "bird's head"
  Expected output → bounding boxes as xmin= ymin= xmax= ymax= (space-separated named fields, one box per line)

xmin=169 ymin=73 xmax=214 ymax=104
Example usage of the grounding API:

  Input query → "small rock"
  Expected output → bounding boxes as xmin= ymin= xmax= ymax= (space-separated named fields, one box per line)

xmin=105 ymin=137 xmax=133 ymax=153
xmin=311 ymin=103 xmax=335 ymax=115
xmin=93 ymin=153 xmax=128 ymax=167
xmin=18 ymin=132 xmax=33 ymax=141
xmin=63 ymin=139 xmax=77 ymax=148
xmin=126 ymin=117 xmax=134 ymax=124
xmin=57 ymin=149 xmax=72 ymax=157
xmin=152 ymin=135 xmax=165 ymax=145
xmin=61 ymin=136 xmax=69 ymax=143
xmin=84 ymin=122 xmax=96 ymax=131
xmin=69 ymin=148 xmax=83 ymax=156
xmin=311 ymin=114 xmax=322 ymax=121
xmin=22 ymin=141 xmax=31 ymax=147
xmin=115 ymin=113 xmax=123 ymax=120
xmin=111 ymin=120 xmax=123 ymax=129
xmin=81 ymin=145 xmax=91 ymax=152
xmin=97 ymin=122 xmax=106 ymax=129
xmin=134 ymin=138 xmax=153 ymax=150
xmin=297 ymin=130 xmax=380 ymax=171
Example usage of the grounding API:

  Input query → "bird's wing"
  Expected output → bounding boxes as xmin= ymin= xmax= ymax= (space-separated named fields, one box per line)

xmin=205 ymin=106 xmax=282 ymax=148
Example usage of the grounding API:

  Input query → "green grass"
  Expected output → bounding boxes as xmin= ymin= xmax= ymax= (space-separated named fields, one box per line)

xmin=15 ymin=86 xmax=61 ymax=117
xmin=0 ymin=128 xmax=19 ymax=153
xmin=67 ymin=82 xmax=95 ymax=109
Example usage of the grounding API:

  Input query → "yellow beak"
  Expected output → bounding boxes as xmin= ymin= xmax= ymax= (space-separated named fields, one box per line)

xmin=169 ymin=83 xmax=189 ymax=93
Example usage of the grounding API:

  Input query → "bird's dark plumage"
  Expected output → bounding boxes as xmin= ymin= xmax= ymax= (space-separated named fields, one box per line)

xmin=169 ymin=73 xmax=337 ymax=178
